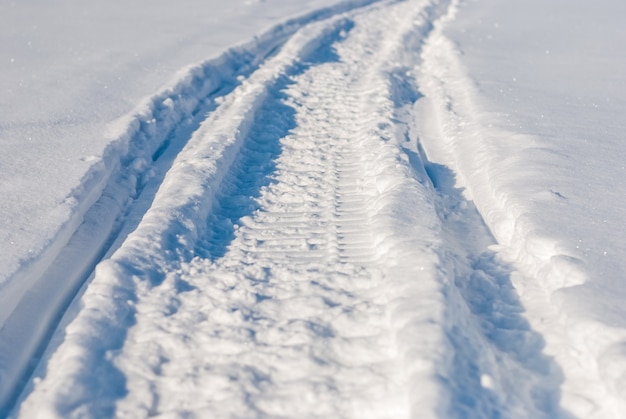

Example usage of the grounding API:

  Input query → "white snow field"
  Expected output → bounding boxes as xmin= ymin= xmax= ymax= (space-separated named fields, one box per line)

xmin=2 ymin=0 xmax=626 ymax=417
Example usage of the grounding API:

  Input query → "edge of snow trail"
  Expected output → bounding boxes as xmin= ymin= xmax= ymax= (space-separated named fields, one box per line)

xmin=0 ymin=0 xmax=380 ymax=414
xmin=416 ymin=1 xmax=626 ymax=417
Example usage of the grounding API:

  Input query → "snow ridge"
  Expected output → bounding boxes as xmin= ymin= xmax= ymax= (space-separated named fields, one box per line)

xmin=416 ymin=2 xmax=626 ymax=417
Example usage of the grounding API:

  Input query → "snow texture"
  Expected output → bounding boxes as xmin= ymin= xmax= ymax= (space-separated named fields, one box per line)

xmin=2 ymin=0 xmax=626 ymax=417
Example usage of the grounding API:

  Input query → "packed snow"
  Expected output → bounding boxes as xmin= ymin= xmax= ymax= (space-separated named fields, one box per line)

xmin=1 ymin=0 xmax=626 ymax=417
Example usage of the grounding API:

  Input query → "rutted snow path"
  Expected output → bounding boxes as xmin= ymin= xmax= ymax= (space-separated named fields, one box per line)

xmin=14 ymin=1 xmax=567 ymax=418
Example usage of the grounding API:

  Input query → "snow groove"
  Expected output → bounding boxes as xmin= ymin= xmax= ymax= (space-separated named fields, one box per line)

xmin=388 ymin=3 xmax=569 ymax=416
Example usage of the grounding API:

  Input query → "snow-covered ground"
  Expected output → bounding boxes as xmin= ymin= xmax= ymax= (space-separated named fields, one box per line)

xmin=419 ymin=0 xmax=626 ymax=416
xmin=2 ymin=0 xmax=626 ymax=417
xmin=0 ymin=0 xmax=362 ymax=412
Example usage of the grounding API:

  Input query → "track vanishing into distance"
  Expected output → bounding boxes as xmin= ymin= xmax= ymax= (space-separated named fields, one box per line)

xmin=9 ymin=0 xmax=568 ymax=418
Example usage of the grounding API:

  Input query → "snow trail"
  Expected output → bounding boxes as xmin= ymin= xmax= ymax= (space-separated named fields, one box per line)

xmin=0 ymin=0 xmax=379 ymax=414
xmin=13 ymin=0 xmax=569 ymax=418
xmin=110 ymin=4 xmax=455 ymax=416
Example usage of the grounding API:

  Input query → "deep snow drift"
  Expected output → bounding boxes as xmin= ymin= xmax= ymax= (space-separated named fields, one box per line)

xmin=2 ymin=0 xmax=626 ymax=417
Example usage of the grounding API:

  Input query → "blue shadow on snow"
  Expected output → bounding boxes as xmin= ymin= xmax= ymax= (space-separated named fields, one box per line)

xmin=415 ymin=151 xmax=574 ymax=419
xmin=195 ymin=22 xmax=353 ymax=261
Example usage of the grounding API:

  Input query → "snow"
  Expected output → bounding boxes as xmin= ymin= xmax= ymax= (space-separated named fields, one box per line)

xmin=0 ymin=0 xmax=361 ymax=318
xmin=416 ymin=0 xmax=626 ymax=416
xmin=0 ymin=0 xmax=366 ymax=412
xmin=2 ymin=0 xmax=626 ymax=417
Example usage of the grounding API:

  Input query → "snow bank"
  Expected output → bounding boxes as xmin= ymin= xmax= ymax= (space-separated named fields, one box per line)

xmin=417 ymin=0 xmax=626 ymax=416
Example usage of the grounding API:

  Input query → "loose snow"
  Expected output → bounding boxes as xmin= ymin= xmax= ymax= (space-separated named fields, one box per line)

xmin=2 ymin=0 xmax=626 ymax=417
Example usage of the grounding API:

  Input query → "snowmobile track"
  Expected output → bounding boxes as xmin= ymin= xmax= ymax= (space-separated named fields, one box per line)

xmin=0 ymin=0 xmax=378 ymax=415
xmin=12 ymin=0 xmax=568 ymax=418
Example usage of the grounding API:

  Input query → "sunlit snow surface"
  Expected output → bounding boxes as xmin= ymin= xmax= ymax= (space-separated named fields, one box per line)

xmin=419 ymin=0 xmax=626 ymax=416
xmin=2 ymin=0 xmax=626 ymax=417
